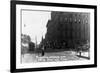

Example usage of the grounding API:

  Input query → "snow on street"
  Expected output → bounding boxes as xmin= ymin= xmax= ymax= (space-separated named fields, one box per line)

xmin=22 ymin=51 xmax=89 ymax=63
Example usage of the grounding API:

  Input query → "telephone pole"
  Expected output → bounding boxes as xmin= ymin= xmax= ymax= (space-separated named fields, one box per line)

xmin=35 ymin=36 xmax=37 ymax=49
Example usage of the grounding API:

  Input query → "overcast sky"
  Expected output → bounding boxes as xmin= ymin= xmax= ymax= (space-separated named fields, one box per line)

xmin=22 ymin=10 xmax=51 ymax=44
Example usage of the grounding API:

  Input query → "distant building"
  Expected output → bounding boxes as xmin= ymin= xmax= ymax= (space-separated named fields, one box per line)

xmin=21 ymin=34 xmax=35 ymax=53
xmin=44 ymin=11 xmax=90 ymax=49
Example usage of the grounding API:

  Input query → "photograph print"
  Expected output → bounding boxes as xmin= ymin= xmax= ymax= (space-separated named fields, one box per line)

xmin=11 ymin=1 xmax=97 ymax=72
xmin=21 ymin=10 xmax=90 ymax=63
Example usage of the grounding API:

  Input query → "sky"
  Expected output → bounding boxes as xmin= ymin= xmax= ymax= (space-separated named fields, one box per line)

xmin=22 ymin=10 xmax=51 ymax=44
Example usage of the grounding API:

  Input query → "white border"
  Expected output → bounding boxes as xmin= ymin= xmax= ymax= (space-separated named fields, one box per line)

xmin=16 ymin=4 xmax=94 ymax=69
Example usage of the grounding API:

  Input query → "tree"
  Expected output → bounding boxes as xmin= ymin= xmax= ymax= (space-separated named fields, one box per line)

xmin=21 ymin=34 xmax=31 ymax=44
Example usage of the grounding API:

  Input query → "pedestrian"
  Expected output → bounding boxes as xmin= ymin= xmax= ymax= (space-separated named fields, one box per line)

xmin=41 ymin=46 xmax=45 ymax=56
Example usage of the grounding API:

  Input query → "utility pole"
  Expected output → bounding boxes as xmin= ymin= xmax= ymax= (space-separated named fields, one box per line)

xmin=35 ymin=36 xmax=37 ymax=49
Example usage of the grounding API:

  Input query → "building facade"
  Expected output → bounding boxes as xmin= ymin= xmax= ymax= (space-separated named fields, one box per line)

xmin=44 ymin=11 xmax=90 ymax=49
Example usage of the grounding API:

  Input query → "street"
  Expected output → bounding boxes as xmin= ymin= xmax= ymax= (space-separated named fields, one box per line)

xmin=22 ymin=51 xmax=89 ymax=63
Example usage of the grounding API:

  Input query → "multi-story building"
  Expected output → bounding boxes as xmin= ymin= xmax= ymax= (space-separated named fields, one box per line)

xmin=44 ymin=11 xmax=90 ymax=49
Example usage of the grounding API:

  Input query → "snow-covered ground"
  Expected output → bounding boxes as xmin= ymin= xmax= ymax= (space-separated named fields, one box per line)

xmin=76 ymin=51 xmax=89 ymax=57
xmin=22 ymin=51 xmax=89 ymax=63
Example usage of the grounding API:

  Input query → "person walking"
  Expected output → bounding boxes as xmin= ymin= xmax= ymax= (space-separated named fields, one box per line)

xmin=41 ymin=45 xmax=45 ymax=56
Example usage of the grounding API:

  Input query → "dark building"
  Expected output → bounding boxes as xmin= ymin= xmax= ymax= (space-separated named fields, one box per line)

xmin=44 ymin=11 xmax=90 ymax=49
